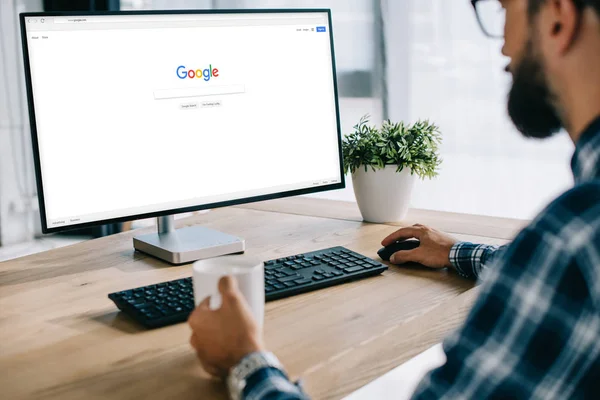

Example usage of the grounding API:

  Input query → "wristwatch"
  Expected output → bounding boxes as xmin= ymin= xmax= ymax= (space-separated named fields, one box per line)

xmin=226 ymin=351 xmax=284 ymax=400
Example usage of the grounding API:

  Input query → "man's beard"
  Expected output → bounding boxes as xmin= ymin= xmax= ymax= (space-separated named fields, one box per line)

xmin=507 ymin=40 xmax=563 ymax=139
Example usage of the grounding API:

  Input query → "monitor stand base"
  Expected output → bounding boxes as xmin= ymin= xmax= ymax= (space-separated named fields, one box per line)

xmin=133 ymin=215 xmax=245 ymax=265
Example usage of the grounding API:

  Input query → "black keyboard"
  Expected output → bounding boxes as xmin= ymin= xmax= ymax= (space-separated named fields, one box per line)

xmin=108 ymin=277 xmax=195 ymax=328
xmin=108 ymin=246 xmax=387 ymax=328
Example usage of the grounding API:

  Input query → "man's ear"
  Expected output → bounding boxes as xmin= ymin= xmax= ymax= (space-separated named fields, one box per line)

xmin=546 ymin=0 xmax=581 ymax=54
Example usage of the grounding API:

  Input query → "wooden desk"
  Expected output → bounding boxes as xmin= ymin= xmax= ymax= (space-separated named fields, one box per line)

xmin=0 ymin=198 xmax=516 ymax=400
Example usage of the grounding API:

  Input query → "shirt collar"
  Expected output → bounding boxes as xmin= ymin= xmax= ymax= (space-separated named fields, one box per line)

xmin=570 ymin=115 xmax=600 ymax=184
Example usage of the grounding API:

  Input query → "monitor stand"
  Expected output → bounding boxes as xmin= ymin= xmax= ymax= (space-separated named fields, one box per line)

xmin=133 ymin=215 xmax=245 ymax=265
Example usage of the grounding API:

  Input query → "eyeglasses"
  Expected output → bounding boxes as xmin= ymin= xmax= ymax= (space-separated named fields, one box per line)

xmin=471 ymin=0 xmax=506 ymax=38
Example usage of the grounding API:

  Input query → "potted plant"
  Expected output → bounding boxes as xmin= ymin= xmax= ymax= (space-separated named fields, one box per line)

xmin=342 ymin=115 xmax=442 ymax=223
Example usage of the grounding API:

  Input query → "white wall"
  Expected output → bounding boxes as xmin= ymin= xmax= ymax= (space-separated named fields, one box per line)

xmin=0 ymin=0 xmax=42 ymax=246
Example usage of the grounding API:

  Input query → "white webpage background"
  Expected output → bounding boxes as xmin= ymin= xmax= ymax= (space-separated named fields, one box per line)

xmin=27 ymin=19 xmax=340 ymax=224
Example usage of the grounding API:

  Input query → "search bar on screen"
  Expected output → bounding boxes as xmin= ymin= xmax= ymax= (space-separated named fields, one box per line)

xmin=153 ymin=84 xmax=245 ymax=100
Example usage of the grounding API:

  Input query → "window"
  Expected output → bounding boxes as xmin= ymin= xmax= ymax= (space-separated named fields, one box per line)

xmin=407 ymin=0 xmax=573 ymax=220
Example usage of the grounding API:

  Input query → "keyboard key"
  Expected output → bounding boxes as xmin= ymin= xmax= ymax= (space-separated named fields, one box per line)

xmin=301 ymin=262 xmax=312 ymax=268
xmin=266 ymin=279 xmax=278 ymax=285
xmin=265 ymin=264 xmax=280 ymax=271
xmin=277 ymin=258 xmax=285 ymax=263
xmin=295 ymin=278 xmax=312 ymax=285
xmin=315 ymin=269 xmax=325 ymax=274
xmin=332 ymin=271 xmax=343 ymax=276
xmin=284 ymin=261 xmax=295 ymax=267
xmin=344 ymin=266 xmax=365 ymax=273
xmin=264 ymin=260 xmax=276 ymax=266
xmin=292 ymin=265 xmax=302 ymax=270
xmin=313 ymin=275 xmax=324 ymax=281
xmin=310 ymin=261 xmax=320 ymax=266
xmin=277 ymin=275 xmax=300 ymax=283
xmin=294 ymin=259 xmax=303 ymax=265
xmin=323 ymin=273 xmax=333 ymax=278
xmin=284 ymin=282 xmax=297 ymax=288
xmin=275 ymin=273 xmax=285 ymax=278
xmin=266 ymin=286 xmax=275 ymax=293
xmin=273 ymin=284 xmax=285 ymax=290
xmin=346 ymin=262 xmax=357 ymax=268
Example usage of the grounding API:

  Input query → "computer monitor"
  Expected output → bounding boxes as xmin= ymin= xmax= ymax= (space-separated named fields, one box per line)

xmin=20 ymin=9 xmax=344 ymax=264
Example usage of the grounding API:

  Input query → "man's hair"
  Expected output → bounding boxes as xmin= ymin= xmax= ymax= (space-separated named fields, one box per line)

xmin=528 ymin=0 xmax=600 ymax=18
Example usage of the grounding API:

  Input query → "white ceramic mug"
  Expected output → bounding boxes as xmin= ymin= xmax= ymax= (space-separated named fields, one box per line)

xmin=192 ymin=255 xmax=265 ymax=327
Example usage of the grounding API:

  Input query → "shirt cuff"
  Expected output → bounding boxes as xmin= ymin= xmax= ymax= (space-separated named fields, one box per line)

xmin=229 ymin=351 xmax=305 ymax=400
xmin=242 ymin=366 xmax=306 ymax=400
xmin=449 ymin=242 xmax=499 ymax=280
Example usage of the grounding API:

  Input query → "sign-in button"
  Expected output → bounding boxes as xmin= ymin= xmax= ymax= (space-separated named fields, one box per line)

xmin=316 ymin=26 xmax=326 ymax=32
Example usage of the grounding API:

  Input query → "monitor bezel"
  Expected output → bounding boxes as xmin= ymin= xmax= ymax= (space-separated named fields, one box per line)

xmin=19 ymin=9 xmax=346 ymax=234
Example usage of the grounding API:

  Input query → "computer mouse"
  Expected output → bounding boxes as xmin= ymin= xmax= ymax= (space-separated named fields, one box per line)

xmin=377 ymin=239 xmax=420 ymax=262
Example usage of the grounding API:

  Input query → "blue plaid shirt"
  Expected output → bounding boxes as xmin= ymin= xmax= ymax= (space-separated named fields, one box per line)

xmin=234 ymin=116 xmax=600 ymax=400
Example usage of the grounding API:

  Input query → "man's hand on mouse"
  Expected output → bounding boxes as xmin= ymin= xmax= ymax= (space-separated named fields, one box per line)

xmin=381 ymin=224 xmax=457 ymax=269
xmin=188 ymin=276 xmax=264 ymax=378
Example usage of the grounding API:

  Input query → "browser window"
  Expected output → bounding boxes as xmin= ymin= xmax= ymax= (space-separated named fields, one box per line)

xmin=24 ymin=12 xmax=342 ymax=228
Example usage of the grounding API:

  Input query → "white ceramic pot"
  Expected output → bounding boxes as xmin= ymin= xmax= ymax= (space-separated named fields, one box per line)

xmin=352 ymin=165 xmax=416 ymax=223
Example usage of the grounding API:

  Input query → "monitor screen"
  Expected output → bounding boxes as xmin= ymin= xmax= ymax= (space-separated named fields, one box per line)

xmin=21 ymin=11 xmax=343 ymax=232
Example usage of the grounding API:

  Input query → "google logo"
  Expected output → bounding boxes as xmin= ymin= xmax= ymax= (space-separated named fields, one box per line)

xmin=177 ymin=65 xmax=219 ymax=81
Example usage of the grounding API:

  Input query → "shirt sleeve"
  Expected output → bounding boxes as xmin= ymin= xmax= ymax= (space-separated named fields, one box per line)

xmin=236 ymin=355 xmax=309 ymax=400
xmin=448 ymin=242 xmax=507 ymax=280
xmin=410 ymin=225 xmax=593 ymax=399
